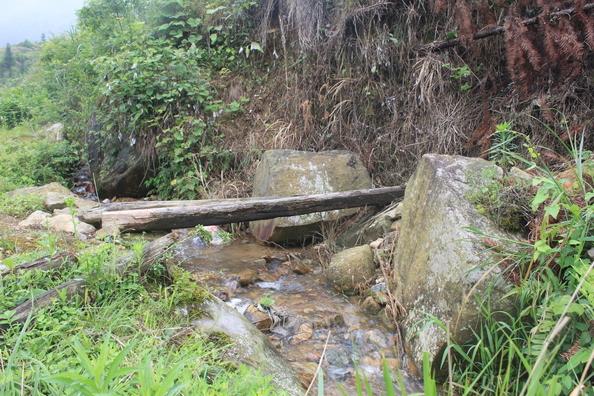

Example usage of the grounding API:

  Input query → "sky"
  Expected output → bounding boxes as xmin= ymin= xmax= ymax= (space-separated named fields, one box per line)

xmin=0 ymin=0 xmax=86 ymax=45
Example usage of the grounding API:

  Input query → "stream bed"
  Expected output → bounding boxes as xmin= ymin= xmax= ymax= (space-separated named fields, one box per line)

xmin=173 ymin=233 xmax=422 ymax=395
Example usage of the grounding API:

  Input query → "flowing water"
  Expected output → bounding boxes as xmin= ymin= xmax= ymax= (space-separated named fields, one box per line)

xmin=173 ymin=234 xmax=422 ymax=395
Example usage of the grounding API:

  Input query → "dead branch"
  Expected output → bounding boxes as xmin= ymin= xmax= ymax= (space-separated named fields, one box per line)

xmin=418 ymin=2 xmax=594 ymax=52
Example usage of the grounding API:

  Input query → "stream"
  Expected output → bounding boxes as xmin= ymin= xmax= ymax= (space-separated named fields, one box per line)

xmin=173 ymin=232 xmax=422 ymax=395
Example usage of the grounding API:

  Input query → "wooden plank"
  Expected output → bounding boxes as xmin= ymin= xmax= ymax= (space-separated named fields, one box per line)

xmin=101 ymin=186 xmax=405 ymax=232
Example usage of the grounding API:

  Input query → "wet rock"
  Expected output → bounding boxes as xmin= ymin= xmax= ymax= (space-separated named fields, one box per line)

xmin=244 ymin=304 xmax=273 ymax=331
xmin=365 ymin=329 xmax=389 ymax=349
xmin=326 ymin=347 xmax=351 ymax=368
xmin=88 ymin=130 xmax=150 ymax=198
xmin=337 ymin=202 xmax=403 ymax=248
xmin=393 ymin=154 xmax=515 ymax=374
xmin=290 ymin=322 xmax=313 ymax=345
xmin=238 ymin=268 xmax=257 ymax=287
xmin=293 ymin=361 xmax=318 ymax=388
xmin=18 ymin=210 xmax=51 ymax=229
xmin=48 ymin=214 xmax=96 ymax=236
xmin=291 ymin=259 xmax=313 ymax=275
xmin=250 ymin=150 xmax=372 ymax=243
xmin=192 ymin=297 xmax=304 ymax=395
xmin=326 ymin=245 xmax=375 ymax=294
xmin=361 ymin=296 xmax=381 ymax=314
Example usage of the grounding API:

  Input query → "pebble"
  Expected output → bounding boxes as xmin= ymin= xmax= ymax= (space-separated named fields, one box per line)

xmin=291 ymin=259 xmax=312 ymax=275
xmin=238 ymin=268 xmax=257 ymax=287
xmin=290 ymin=322 xmax=313 ymax=345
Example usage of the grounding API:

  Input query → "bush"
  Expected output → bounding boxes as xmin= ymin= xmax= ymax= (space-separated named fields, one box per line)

xmin=0 ymin=130 xmax=79 ymax=193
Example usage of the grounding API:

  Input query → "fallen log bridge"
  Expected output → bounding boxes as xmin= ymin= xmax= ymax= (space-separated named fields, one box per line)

xmin=83 ymin=186 xmax=405 ymax=232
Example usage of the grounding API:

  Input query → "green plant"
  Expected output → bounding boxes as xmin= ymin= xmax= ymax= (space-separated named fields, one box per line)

xmin=0 ymin=193 xmax=44 ymax=217
xmin=258 ymin=294 xmax=275 ymax=309
xmin=446 ymin=135 xmax=594 ymax=395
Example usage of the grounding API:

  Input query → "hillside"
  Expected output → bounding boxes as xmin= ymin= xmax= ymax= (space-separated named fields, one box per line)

xmin=0 ymin=0 xmax=593 ymax=394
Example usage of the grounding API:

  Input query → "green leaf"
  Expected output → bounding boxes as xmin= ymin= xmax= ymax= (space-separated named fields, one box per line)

xmin=209 ymin=33 xmax=218 ymax=44
xmin=545 ymin=203 xmax=560 ymax=219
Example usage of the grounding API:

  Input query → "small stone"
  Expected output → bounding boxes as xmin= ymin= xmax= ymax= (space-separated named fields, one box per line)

xmin=244 ymin=305 xmax=273 ymax=331
xmin=292 ymin=259 xmax=312 ymax=275
xmin=18 ymin=210 xmax=51 ymax=229
xmin=390 ymin=221 xmax=400 ymax=232
xmin=365 ymin=329 xmax=389 ymax=349
xmin=361 ymin=296 xmax=381 ymax=314
xmin=253 ymin=258 xmax=267 ymax=267
xmin=369 ymin=238 xmax=384 ymax=250
xmin=588 ymin=248 xmax=594 ymax=260
xmin=256 ymin=270 xmax=279 ymax=282
xmin=290 ymin=322 xmax=313 ymax=344
xmin=509 ymin=166 xmax=533 ymax=182
xmin=238 ymin=268 xmax=257 ymax=287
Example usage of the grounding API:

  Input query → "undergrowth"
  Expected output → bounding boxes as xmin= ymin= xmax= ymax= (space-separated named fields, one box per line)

xmin=442 ymin=132 xmax=594 ymax=395
xmin=0 ymin=127 xmax=79 ymax=194
xmin=0 ymin=237 xmax=277 ymax=395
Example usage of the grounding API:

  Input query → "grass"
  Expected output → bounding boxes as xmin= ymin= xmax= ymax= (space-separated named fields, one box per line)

xmin=0 ymin=237 xmax=278 ymax=395
xmin=0 ymin=125 xmax=79 ymax=194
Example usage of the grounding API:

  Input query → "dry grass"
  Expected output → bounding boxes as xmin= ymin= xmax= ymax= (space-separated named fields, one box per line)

xmin=207 ymin=0 xmax=594 ymax=199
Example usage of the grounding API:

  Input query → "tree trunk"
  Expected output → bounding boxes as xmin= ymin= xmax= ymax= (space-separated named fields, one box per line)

xmin=100 ymin=186 xmax=405 ymax=232
xmin=1 ymin=252 xmax=76 ymax=277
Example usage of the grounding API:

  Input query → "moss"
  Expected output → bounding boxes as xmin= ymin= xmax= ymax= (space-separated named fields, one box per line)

xmin=169 ymin=265 xmax=212 ymax=308
xmin=467 ymin=175 xmax=533 ymax=234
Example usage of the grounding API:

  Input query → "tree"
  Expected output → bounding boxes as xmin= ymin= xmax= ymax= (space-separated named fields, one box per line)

xmin=2 ymin=44 xmax=14 ymax=78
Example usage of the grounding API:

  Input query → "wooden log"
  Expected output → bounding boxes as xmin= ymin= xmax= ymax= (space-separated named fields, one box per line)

xmin=81 ymin=199 xmax=229 ymax=225
xmin=7 ymin=279 xmax=86 ymax=326
xmin=1 ymin=252 xmax=76 ymax=277
xmin=101 ymin=186 xmax=405 ymax=232
xmin=4 ymin=232 xmax=179 ymax=327
xmin=418 ymin=2 xmax=594 ymax=53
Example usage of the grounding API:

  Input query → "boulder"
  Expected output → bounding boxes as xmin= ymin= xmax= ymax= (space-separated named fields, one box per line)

xmin=250 ymin=150 xmax=372 ymax=243
xmin=337 ymin=203 xmax=402 ymax=248
xmin=88 ymin=130 xmax=150 ymax=198
xmin=48 ymin=214 xmax=96 ymax=236
xmin=193 ymin=298 xmax=304 ymax=396
xmin=8 ymin=182 xmax=71 ymax=198
xmin=18 ymin=210 xmax=51 ymax=229
xmin=44 ymin=192 xmax=99 ymax=211
xmin=393 ymin=154 xmax=514 ymax=374
xmin=326 ymin=245 xmax=375 ymax=294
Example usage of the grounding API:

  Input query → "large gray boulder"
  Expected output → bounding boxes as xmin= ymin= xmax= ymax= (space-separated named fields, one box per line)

xmin=250 ymin=150 xmax=372 ymax=243
xmin=393 ymin=154 xmax=514 ymax=375
xmin=88 ymin=130 xmax=150 ymax=198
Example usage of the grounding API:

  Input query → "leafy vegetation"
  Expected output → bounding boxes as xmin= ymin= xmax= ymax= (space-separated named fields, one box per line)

xmin=443 ymin=131 xmax=594 ymax=395
xmin=0 ymin=237 xmax=277 ymax=395
xmin=0 ymin=127 xmax=79 ymax=193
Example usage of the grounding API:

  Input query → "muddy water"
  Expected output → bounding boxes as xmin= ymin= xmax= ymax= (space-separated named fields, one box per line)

xmin=174 ymin=236 xmax=421 ymax=395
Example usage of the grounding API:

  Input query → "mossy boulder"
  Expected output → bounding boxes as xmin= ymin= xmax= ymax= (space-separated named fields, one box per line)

xmin=250 ymin=150 xmax=372 ymax=243
xmin=393 ymin=154 xmax=515 ymax=375
xmin=326 ymin=245 xmax=375 ymax=294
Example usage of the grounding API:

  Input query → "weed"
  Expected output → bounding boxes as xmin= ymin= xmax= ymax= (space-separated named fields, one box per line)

xmin=0 ymin=193 xmax=44 ymax=218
